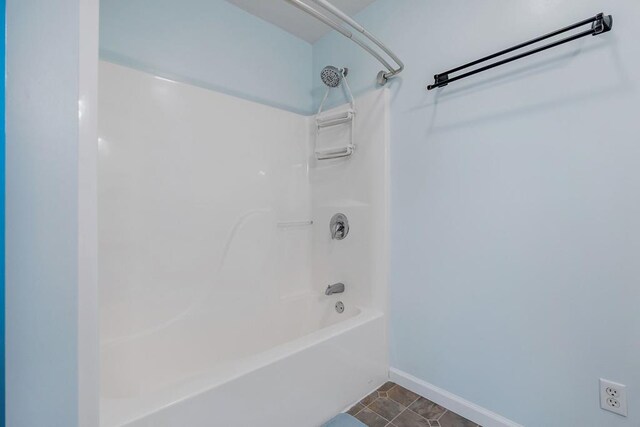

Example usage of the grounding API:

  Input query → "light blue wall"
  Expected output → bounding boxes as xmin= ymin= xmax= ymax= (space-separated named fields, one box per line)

xmin=100 ymin=0 xmax=314 ymax=114
xmin=315 ymin=1 xmax=640 ymax=426
xmin=0 ymin=0 xmax=4 ymax=425
xmin=6 ymin=0 xmax=82 ymax=425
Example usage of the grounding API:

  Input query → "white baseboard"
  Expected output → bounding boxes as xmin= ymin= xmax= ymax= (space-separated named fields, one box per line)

xmin=389 ymin=367 xmax=524 ymax=427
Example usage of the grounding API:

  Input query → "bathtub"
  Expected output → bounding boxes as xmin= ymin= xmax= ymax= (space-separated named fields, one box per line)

xmin=100 ymin=296 xmax=387 ymax=427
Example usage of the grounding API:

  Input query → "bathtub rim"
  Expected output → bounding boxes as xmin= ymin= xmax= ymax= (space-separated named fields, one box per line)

xmin=100 ymin=306 xmax=384 ymax=427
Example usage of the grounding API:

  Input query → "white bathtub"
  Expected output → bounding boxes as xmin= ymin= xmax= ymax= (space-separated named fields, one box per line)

xmin=101 ymin=297 xmax=387 ymax=426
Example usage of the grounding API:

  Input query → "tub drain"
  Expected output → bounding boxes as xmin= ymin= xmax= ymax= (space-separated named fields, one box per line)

xmin=335 ymin=301 xmax=345 ymax=314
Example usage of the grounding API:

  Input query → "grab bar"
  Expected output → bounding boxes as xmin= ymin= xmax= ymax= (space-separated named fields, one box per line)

xmin=284 ymin=0 xmax=404 ymax=85
xmin=277 ymin=220 xmax=314 ymax=228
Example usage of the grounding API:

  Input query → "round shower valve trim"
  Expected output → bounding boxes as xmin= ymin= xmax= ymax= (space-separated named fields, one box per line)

xmin=330 ymin=213 xmax=349 ymax=240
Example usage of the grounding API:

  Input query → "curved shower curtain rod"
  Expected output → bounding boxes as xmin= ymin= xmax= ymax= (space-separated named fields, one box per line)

xmin=284 ymin=0 xmax=404 ymax=85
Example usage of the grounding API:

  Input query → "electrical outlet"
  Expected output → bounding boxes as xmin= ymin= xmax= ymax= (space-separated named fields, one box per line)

xmin=600 ymin=378 xmax=627 ymax=416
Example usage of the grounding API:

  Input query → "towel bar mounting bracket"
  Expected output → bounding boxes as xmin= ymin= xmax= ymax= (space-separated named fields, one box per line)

xmin=432 ymin=73 xmax=449 ymax=88
xmin=592 ymin=13 xmax=613 ymax=35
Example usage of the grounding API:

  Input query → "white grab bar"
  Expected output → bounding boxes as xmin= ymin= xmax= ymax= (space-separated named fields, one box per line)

xmin=277 ymin=220 xmax=314 ymax=228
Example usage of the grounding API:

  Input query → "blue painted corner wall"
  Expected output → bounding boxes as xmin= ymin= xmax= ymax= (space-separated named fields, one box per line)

xmin=1 ymin=0 xmax=5 ymax=424
xmin=99 ymin=0 xmax=314 ymax=115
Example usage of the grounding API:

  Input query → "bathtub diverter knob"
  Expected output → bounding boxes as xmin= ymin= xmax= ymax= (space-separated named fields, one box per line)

xmin=325 ymin=282 xmax=345 ymax=295
xmin=330 ymin=213 xmax=349 ymax=240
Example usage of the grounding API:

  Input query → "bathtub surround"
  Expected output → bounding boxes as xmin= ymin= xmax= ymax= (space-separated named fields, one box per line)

xmin=314 ymin=1 xmax=640 ymax=426
xmin=99 ymin=0 xmax=313 ymax=114
xmin=98 ymin=62 xmax=389 ymax=426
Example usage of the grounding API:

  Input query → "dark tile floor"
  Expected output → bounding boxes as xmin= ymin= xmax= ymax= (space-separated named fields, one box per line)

xmin=345 ymin=382 xmax=481 ymax=427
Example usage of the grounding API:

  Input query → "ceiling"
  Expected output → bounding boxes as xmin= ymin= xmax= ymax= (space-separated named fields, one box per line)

xmin=226 ymin=0 xmax=377 ymax=43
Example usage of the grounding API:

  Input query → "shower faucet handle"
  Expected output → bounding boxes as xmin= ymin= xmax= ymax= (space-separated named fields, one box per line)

xmin=330 ymin=213 xmax=349 ymax=240
xmin=332 ymin=222 xmax=345 ymax=237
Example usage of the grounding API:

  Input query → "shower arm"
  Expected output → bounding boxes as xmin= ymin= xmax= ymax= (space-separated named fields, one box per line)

xmin=284 ymin=0 xmax=404 ymax=85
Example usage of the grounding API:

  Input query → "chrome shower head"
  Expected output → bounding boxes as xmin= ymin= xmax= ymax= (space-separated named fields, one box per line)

xmin=320 ymin=66 xmax=347 ymax=88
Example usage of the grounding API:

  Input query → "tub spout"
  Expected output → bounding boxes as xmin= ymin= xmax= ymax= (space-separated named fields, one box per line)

xmin=325 ymin=282 xmax=345 ymax=295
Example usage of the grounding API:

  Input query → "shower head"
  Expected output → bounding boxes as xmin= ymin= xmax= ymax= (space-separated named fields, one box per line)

xmin=320 ymin=66 xmax=348 ymax=88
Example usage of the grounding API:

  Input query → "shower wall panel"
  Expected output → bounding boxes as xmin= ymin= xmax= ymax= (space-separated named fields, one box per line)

xmin=310 ymin=88 xmax=390 ymax=314
xmin=98 ymin=61 xmax=312 ymax=345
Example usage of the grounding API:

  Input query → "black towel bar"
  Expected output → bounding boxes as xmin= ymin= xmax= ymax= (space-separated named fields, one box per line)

xmin=427 ymin=12 xmax=613 ymax=90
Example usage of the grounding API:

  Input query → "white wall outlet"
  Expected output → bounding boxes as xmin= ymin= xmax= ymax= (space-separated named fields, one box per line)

xmin=600 ymin=378 xmax=627 ymax=417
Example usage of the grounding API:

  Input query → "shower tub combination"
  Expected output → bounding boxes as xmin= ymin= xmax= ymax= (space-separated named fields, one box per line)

xmin=98 ymin=61 xmax=390 ymax=426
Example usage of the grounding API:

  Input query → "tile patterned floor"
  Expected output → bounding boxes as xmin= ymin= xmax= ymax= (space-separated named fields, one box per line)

xmin=345 ymin=382 xmax=481 ymax=427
